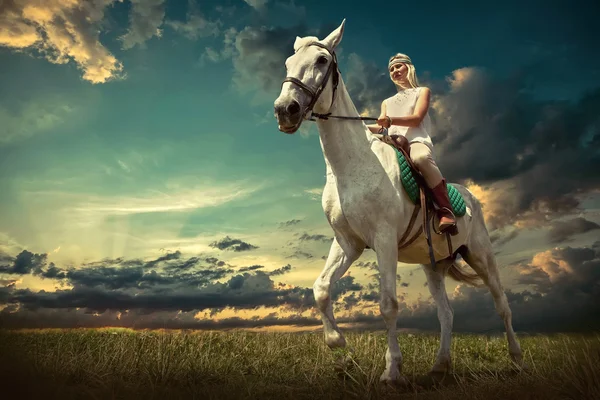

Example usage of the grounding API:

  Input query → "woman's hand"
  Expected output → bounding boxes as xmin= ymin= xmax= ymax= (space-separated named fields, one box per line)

xmin=377 ymin=115 xmax=392 ymax=128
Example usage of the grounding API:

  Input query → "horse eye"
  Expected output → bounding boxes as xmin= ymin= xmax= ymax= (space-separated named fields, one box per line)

xmin=317 ymin=56 xmax=328 ymax=65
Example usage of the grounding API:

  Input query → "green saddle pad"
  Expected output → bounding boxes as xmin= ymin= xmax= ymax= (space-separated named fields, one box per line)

xmin=395 ymin=148 xmax=466 ymax=217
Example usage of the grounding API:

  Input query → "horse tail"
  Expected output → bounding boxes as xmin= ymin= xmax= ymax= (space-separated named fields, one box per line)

xmin=446 ymin=257 xmax=484 ymax=288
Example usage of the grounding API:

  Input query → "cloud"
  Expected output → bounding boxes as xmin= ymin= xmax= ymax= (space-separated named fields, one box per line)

xmin=238 ymin=265 xmax=263 ymax=272
xmin=286 ymin=249 xmax=313 ymax=259
xmin=0 ymin=96 xmax=74 ymax=143
xmin=0 ymin=250 xmax=47 ymax=275
xmin=303 ymin=188 xmax=323 ymax=201
xmin=242 ymin=0 xmax=269 ymax=10
xmin=298 ymin=233 xmax=331 ymax=243
xmin=26 ymin=182 xmax=257 ymax=230
xmin=354 ymin=261 xmax=378 ymax=271
xmin=547 ymin=217 xmax=600 ymax=244
xmin=229 ymin=24 xmax=296 ymax=94
xmin=516 ymin=246 xmax=597 ymax=290
xmin=199 ymin=27 xmax=237 ymax=64
xmin=209 ymin=236 xmax=258 ymax=252
xmin=432 ymin=70 xmax=600 ymax=229
xmin=3 ymin=265 xmax=313 ymax=314
xmin=119 ymin=0 xmax=165 ymax=50
xmin=0 ymin=246 xmax=369 ymax=327
xmin=0 ymin=0 xmax=124 ymax=84
xmin=343 ymin=53 xmax=600 ymax=231
xmin=344 ymin=53 xmax=394 ymax=116
xmin=203 ymin=23 xmax=334 ymax=95
xmin=165 ymin=1 xmax=221 ymax=40
xmin=490 ymin=229 xmax=520 ymax=247
xmin=268 ymin=264 xmax=292 ymax=276
xmin=1 ymin=241 xmax=599 ymax=333
xmin=278 ymin=219 xmax=302 ymax=228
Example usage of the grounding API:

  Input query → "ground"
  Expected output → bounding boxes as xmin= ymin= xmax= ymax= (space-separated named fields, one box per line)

xmin=0 ymin=328 xmax=598 ymax=399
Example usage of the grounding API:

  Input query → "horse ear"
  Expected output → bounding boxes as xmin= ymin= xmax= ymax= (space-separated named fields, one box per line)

xmin=323 ymin=18 xmax=345 ymax=50
xmin=293 ymin=36 xmax=303 ymax=52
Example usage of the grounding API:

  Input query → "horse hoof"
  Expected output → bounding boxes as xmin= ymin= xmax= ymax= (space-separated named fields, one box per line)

xmin=430 ymin=357 xmax=452 ymax=374
xmin=379 ymin=372 xmax=410 ymax=388
xmin=325 ymin=331 xmax=346 ymax=349
xmin=510 ymin=354 xmax=529 ymax=371
xmin=333 ymin=353 xmax=354 ymax=373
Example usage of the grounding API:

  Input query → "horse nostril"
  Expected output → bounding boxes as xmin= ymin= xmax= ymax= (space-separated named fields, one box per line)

xmin=274 ymin=104 xmax=284 ymax=115
xmin=286 ymin=101 xmax=300 ymax=115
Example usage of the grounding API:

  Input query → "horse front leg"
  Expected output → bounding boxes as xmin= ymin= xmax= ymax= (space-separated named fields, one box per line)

xmin=313 ymin=236 xmax=363 ymax=349
xmin=374 ymin=232 xmax=409 ymax=386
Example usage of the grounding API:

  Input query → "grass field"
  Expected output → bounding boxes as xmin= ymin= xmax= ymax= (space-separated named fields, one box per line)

xmin=0 ymin=328 xmax=599 ymax=399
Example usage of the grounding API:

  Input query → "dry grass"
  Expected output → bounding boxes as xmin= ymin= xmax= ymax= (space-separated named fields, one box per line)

xmin=0 ymin=328 xmax=598 ymax=399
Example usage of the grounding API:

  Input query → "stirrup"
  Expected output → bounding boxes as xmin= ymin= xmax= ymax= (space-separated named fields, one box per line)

xmin=433 ymin=207 xmax=458 ymax=236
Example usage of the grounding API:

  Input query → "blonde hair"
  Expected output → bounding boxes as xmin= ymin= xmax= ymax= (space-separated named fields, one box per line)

xmin=388 ymin=53 xmax=419 ymax=89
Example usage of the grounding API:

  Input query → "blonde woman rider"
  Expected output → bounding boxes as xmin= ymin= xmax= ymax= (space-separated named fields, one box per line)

xmin=367 ymin=53 xmax=456 ymax=234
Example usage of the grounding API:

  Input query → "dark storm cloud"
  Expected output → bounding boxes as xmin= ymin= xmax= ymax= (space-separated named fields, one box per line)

xmin=209 ymin=236 xmax=258 ymax=252
xmin=3 ymin=270 xmax=314 ymax=313
xmin=145 ymin=250 xmax=183 ymax=269
xmin=344 ymin=53 xmax=395 ymax=115
xmin=339 ymin=292 xmax=360 ymax=311
xmin=547 ymin=217 xmax=600 ymax=244
xmin=411 ymin=244 xmax=600 ymax=333
xmin=331 ymin=275 xmax=363 ymax=299
xmin=0 ymin=249 xmax=367 ymax=327
xmin=1 ymin=243 xmax=598 ymax=332
xmin=119 ymin=0 xmax=166 ymax=50
xmin=0 ymin=250 xmax=47 ymax=275
xmin=2 ymin=250 xmax=234 ymax=294
xmin=298 ymin=233 xmax=331 ymax=243
xmin=286 ymin=250 xmax=314 ymax=259
xmin=432 ymin=75 xmax=600 ymax=228
xmin=0 ymin=307 xmax=325 ymax=330
xmin=268 ymin=264 xmax=293 ymax=276
xmin=354 ymin=261 xmax=378 ymax=271
xmin=238 ymin=265 xmax=264 ymax=272
xmin=490 ymin=230 xmax=520 ymax=247
xmin=229 ymin=22 xmax=338 ymax=94
xmin=278 ymin=219 xmax=302 ymax=228
xmin=340 ymin=53 xmax=600 ymax=230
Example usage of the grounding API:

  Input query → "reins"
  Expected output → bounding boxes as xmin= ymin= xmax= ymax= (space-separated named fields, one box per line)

xmin=308 ymin=112 xmax=378 ymax=122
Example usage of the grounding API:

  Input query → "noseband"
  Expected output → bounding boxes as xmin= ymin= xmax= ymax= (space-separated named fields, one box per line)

xmin=281 ymin=42 xmax=339 ymax=124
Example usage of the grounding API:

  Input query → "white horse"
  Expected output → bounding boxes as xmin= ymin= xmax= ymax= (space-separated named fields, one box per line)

xmin=273 ymin=19 xmax=524 ymax=384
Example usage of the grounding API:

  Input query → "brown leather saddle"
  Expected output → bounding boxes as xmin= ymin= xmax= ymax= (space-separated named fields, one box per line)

xmin=371 ymin=132 xmax=456 ymax=267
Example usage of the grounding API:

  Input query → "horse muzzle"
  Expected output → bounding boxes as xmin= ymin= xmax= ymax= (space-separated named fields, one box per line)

xmin=274 ymin=98 xmax=306 ymax=134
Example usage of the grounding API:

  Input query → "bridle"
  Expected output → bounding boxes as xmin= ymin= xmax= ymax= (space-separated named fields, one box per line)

xmin=281 ymin=42 xmax=340 ymax=126
xmin=280 ymin=41 xmax=380 ymax=131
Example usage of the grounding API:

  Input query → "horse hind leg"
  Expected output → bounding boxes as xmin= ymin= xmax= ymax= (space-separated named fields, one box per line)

xmin=459 ymin=241 xmax=524 ymax=366
xmin=424 ymin=259 xmax=455 ymax=374
xmin=313 ymin=236 xmax=363 ymax=349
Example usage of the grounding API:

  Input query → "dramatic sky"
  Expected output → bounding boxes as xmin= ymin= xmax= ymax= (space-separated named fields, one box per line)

xmin=0 ymin=0 xmax=599 ymax=332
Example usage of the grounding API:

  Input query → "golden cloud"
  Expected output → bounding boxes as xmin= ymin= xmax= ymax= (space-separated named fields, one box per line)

xmin=0 ymin=0 xmax=123 ymax=84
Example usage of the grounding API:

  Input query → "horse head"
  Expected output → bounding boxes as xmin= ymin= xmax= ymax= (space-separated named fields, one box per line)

xmin=273 ymin=19 xmax=346 ymax=134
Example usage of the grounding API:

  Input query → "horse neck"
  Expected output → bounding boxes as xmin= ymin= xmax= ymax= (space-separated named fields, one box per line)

xmin=317 ymin=78 xmax=371 ymax=176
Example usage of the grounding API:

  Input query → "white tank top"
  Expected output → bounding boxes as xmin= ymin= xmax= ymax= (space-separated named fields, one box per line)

xmin=384 ymin=87 xmax=433 ymax=148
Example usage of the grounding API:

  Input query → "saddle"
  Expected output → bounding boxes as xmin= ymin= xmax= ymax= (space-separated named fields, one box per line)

xmin=373 ymin=132 xmax=457 ymax=266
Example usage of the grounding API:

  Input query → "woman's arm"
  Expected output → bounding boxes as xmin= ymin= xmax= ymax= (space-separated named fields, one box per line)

xmin=368 ymin=100 xmax=388 ymax=133
xmin=377 ymin=87 xmax=431 ymax=128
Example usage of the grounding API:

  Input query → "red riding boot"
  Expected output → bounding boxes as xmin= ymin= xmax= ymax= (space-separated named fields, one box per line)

xmin=430 ymin=179 xmax=457 ymax=235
